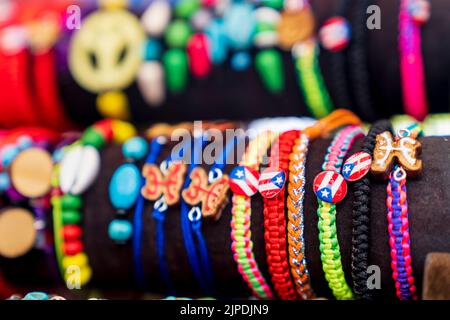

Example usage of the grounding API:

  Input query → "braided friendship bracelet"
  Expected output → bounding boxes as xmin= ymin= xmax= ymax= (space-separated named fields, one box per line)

xmin=262 ymin=130 xmax=300 ymax=300
xmin=314 ymin=125 xmax=364 ymax=300
xmin=399 ymin=0 xmax=429 ymax=121
xmin=230 ymin=131 xmax=276 ymax=299
xmin=347 ymin=120 xmax=392 ymax=300
xmin=292 ymin=39 xmax=334 ymax=119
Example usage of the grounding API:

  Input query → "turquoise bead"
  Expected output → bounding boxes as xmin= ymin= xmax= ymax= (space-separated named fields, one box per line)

xmin=122 ymin=137 xmax=148 ymax=161
xmin=0 ymin=172 xmax=10 ymax=192
xmin=143 ymin=39 xmax=162 ymax=61
xmin=224 ymin=4 xmax=256 ymax=50
xmin=1 ymin=145 xmax=19 ymax=167
xmin=109 ymin=163 xmax=141 ymax=210
xmin=17 ymin=135 xmax=33 ymax=150
xmin=231 ymin=51 xmax=251 ymax=71
xmin=23 ymin=292 xmax=49 ymax=300
xmin=205 ymin=19 xmax=228 ymax=64
xmin=108 ymin=219 xmax=133 ymax=242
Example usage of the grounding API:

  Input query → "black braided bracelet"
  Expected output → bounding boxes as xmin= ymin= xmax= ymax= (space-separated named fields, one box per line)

xmin=349 ymin=0 xmax=377 ymax=121
xmin=350 ymin=120 xmax=392 ymax=299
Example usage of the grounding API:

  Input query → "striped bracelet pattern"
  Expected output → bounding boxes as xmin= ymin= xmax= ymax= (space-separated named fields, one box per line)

xmin=286 ymin=133 xmax=315 ymax=299
xmin=387 ymin=167 xmax=417 ymax=300
xmin=317 ymin=125 xmax=364 ymax=300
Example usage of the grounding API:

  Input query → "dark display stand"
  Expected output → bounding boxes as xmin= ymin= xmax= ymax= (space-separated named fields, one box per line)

xmin=57 ymin=0 xmax=450 ymax=126
xmin=1 ymin=135 xmax=449 ymax=300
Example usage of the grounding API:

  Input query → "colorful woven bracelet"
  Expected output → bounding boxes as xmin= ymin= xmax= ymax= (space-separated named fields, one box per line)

xmin=230 ymin=131 xmax=277 ymax=299
xmin=340 ymin=120 xmax=393 ymax=300
xmin=371 ymin=126 xmax=422 ymax=300
xmin=292 ymin=38 xmax=334 ymax=119
xmin=399 ymin=0 xmax=429 ymax=121
xmin=261 ymin=130 xmax=300 ymax=300
xmin=313 ymin=125 xmax=364 ymax=300
xmin=286 ymin=109 xmax=362 ymax=300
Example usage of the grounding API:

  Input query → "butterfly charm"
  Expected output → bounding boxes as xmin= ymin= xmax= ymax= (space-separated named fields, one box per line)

xmin=141 ymin=161 xmax=186 ymax=205
xmin=182 ymin=167 xmax=230 ymax=220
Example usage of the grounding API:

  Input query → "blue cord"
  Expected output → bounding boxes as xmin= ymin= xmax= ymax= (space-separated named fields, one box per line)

xmin=133 ymin=138 xmax=164 ymax=289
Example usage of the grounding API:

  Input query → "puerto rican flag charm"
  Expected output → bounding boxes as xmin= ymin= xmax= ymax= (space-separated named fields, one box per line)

xmin=229 ymin=166 xmax=260 ymax=197
xmin=342 ymin=152 xmax=372 ymax=182
xmin=258 ymin=167 xmax=286 ymax=199
xmin=313 ymin=171 xmax=347 ymax=203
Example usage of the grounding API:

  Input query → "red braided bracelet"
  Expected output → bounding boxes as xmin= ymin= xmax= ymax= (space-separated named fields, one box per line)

xmin=261 ymin=130 xmax=300 ymax=300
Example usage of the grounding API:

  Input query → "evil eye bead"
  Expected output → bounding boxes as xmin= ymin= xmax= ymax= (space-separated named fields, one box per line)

xmin=319 ymin=16 xmax=351 ymax=52
xmin=108 ymin=219 xmax=133 ymax=242
xmin=409 ymin=0 xmax=430 ymax=25
xmin=122 ymin=137 xmax=148 ymax=161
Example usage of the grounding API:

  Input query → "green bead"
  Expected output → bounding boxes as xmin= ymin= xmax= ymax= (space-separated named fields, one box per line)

xmin=256 ymin=22 xmax=275 ymax=34
xmin=262 ymin=0 xmax=283 ymax=9
xmin=81 ymin=128 xmax=105 ymax=149
xmin=61 ymin=195 xmax=82 ymax=210
xmin=163 ymin=49 xmax=189 ymax=93
xmin=62 ymin=210 xmax=81 ymax=225
xmin=255 ymin=49 xmax=284 ymax=93
xmin=175 ymin=0 xmax=200 ymax=19
xmin=165 ymin=20 xmax=192 ymax=48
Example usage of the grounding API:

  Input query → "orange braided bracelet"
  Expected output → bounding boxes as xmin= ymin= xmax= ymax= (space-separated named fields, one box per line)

xmin=261 ymin=130 xmax=300 ymax=300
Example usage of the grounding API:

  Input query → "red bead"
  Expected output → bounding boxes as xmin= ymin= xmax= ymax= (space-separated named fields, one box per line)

xmin=62 ymin=225 xmax=82 ymax=241
xmin=187 ymin=33 xmax=211 ymax=78
xmin=63 ymin=240 xmax=83 ymax=256
xmin=92 ymin=119 xmax=114 ymax=141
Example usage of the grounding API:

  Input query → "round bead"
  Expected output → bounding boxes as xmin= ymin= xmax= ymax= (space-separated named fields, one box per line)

xmin=92 ymin=119 xmax=114 ymax=141
xmin=224 ymin=4 xmax=256 ymax=50
xmin=62 ymin=252 xmax=89 ymax=270
xmin=23 ymin=292 xmax=49 ymax=300
xmin=81 ymin=128 xmax=105 ymax=149
xmin=231 ymin=51 xmax=251 ymax=71
xmin=62 ymin=225 xmax=82 ymax=241
xmin=111 ymin=120 xmax=137 ymax=144
xmin=165 ymin=20 xmax=193 ymax=48
xmin=61 ymin=195 xmax=82 ymax=210
xmin=262 ymin=0 xmax=283 ymax=9
xmin=175 ymin=0 xmax=200 ymax=19
xmin=96 ymin=91 xmax=130 ymax=121
xmin=63 ymin=240 xmax=83 ymax=256
xmin=62 ymin=210 xmax=81 ymax=225
xmin=143 ymin=39 xmax=163 ymax=61
xmin=255 ymin=49 xmax=284 ymax=93
xmin=1 ymin=145 xmax=19 ymax=167
xmin=319 ymin=16 xmax=351 ymax=52
xmin=229 ymin=166 xmax=260 ymax=197
xmin=108 ymin=219 xmax=133 ymax=242
xmin=342 ymin=152 xmax=372 ymax=182
xmin=16 ymin=135 xmax=33 ymax=150
xmin=0 ymin=172 xmax=10 ymax=191
xmin=109 ymin=163 xmax=141 ymax=210
xmin=258 ymin=167 xmax=286 ymax=198
xmin=122 ymin=137 xmax=148 ymax=161
xmin=313 ymin=171 xmax=348 ymax=203
xmin=190 ymin=9 xmax=212 ymax=31
xmin=163 ymin=49 xmax=189 ymax=93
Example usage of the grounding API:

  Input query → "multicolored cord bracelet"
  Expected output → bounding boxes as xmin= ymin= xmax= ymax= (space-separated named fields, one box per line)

xmin=313 ymin=125 xmax=364 ymax=300
xmin=230 ymin=131 xmax=277 ymax=299
xmin=371 ymin=125 xmax=422 ymax=300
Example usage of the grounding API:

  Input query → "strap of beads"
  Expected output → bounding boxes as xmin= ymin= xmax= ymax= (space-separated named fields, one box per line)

xmin=317 ymin=125 xmax=364 ymax=300
xmin=231 ymin=131 xmax=276 ymax=299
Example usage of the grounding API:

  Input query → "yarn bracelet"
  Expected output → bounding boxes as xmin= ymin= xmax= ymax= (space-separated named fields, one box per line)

xmin=180 ymin=135 xmax=215 ymax=295
xmin=230 ymin=131 xmax=277 ymax=299
xmin=318 ymin=0 xmax=352 ymax=109
xmin=292 ymin=38 xmax=334 ymax=119
xmin=313 ymin=125 xmax=364 ymax=300
xmin=371 ymin=126 xmax=422 ymax=300
xmin=51 ymin=119 xmax=136 ymax=288
xmin=108 ymin=136 xmax=149 ymax=244
xmin=133 ymin=136 xmax=167 ymax=289
xmin=260 ymin=130 xmax=300 ymax=300
xmin=348 ymin=0 xmax=376 ymax=121
xmin=341 ymin=120 xmax=393 ymax=299
xmin=399 ymin=0 xmax=430 ymax=121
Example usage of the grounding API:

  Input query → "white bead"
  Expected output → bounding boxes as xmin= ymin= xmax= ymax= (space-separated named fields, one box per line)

xmin=60 ymin=145 xmax=101 ymax=195
xmin=141 ymin=0 xmax=172 ymax=37
xmin=255 ymin=7 xmax=280 ymax=25
xmin=137 ymin=61 xmax=165 ymax=107
xmin=191 ymin=9 xmax=213 ymax=32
